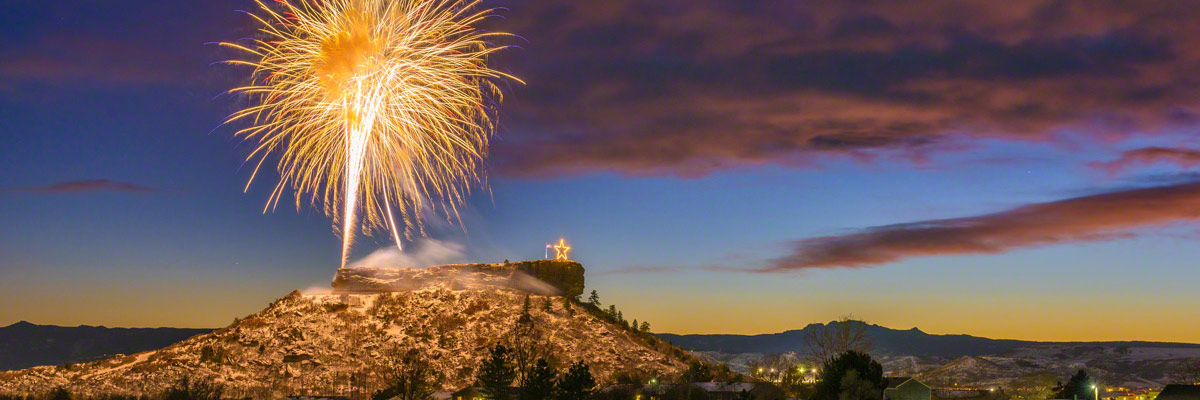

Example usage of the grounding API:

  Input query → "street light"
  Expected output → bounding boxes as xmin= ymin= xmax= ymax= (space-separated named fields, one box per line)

xmin=1092 ymin=384 xmax=1099 ymax=400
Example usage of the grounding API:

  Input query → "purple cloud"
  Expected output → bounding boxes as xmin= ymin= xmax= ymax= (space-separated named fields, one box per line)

xmin=3 ymin=179 xmax=161 ymax=195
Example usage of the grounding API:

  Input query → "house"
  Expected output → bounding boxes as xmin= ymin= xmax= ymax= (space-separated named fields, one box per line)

xmin=694 ymin=382 xmax=756 ymax=393
xmin=883 ymin=377 xmax=931 ymax=400
xmin=1156 ymin=385 xmax=1200 ymax=400
xmin=453 ymin=386 xmax=487 ymax=400
xmin=693 ymin=382 xmax=784 ymax=400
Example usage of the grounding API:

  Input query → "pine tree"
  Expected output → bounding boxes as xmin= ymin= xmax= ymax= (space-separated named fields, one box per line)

xmin=640 ymin=321 xmax=650 ymax=333
xmin=562 ymin=296 xmax=574 ymax=316
xmin=48 ymin=387 xmax=72 ymax=400
xmin=631 ymin=319 xmax=638 ymax=333
xmin=479 ymin=345 xmax=517 ymax=400
xmin=555 ymin=361 xmax=596 ymax=400
xmin=683 ymin=361 xmax=716 ymax=382
xmin=541 ymin=297 xmax=552 ymax=313
xmin=519 ymin=358 xmax=558 ymax=400
xmin=607 ymin=304 xmax=617 ymax=318
xmin=1054 ymin=370 xmax=1096 ymax=400
xmin=518 ymin=295 xmax=533 ymax=324
xmin=588 ymin=290 xmax=600 ymax=307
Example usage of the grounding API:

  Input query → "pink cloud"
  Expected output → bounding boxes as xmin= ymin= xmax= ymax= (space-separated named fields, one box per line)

xmin=1091 ymin=147 xmax=1200 ymax=174
xmin=761 ymin=181 xmax=1200 ymax=271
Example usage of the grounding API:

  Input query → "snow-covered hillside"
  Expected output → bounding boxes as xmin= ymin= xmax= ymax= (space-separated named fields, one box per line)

xmin=0 ymin=288 xmax=689 ymax=398
xmin=913 ymin=345 xmax=1200 ymax=389
xmin=698 ymin=346 xmax=1200 ymax=390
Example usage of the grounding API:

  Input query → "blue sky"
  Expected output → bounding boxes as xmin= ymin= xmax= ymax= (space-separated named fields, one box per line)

xmin=2 ymin=0 xmax=1200 ymax=342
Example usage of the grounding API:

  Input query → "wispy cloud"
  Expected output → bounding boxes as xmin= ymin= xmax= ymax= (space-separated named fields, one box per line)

xmin=760 ymin=181 xmax=1200 ymax=271
xmin=595 ymin=264 xmax=756 ymax=275
xmin=594 ymin=265 xmax=682 ymax=276
xmin=0 ymin=35 xmax=186 ymax=87
xmin=1091 ymin=147 xmax=1200 ymax=174
xmin=3 ymin=179 xmax=161 ymax=195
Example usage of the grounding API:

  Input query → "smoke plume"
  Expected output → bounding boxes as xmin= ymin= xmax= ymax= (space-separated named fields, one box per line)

xmin=345 ymin=239 xmax=466 ymax=269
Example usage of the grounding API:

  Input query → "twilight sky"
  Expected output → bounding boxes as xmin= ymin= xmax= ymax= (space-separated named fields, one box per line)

xmin=3 ymin=0 xmax=1200 ymax=342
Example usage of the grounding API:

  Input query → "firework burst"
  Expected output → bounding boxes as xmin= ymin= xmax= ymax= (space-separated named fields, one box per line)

xmin=222 ymin=0 xmax=519 ymax=266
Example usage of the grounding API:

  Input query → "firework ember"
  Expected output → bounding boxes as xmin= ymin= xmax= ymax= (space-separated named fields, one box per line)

xmin=222 ymin=0 xmax=519 ymax=266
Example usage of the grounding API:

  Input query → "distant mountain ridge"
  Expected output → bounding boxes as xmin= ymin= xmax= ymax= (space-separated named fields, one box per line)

xmin=0 ymin=321 xmax=213 ymax=371
xmin=654 ymin=321 xmax=1200 ymax=356
xmin=656 ymin=321 xmax=1200 ymax=388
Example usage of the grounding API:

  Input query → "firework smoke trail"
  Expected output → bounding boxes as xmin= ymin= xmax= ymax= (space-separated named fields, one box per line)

xmin=341 ymin=94 xmax=373 ymax=263
xmin=222 ymin=0 xmax=519 ymax=267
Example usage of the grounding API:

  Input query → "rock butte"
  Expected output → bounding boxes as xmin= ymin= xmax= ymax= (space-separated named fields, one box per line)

xmin=331 ymin=260 xmax=586 ymax=298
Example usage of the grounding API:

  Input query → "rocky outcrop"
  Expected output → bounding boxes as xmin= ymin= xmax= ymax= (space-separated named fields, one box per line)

xmin=330 ymin=260 xmax=585 ymax=298
xmin=515 ymin=260 xmax=585 ymax=298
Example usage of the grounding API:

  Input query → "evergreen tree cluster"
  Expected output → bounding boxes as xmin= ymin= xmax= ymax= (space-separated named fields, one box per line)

xmin=477 ymin=344 xmax=597 ymax=400
xmin=577 ymin=288 xmax=716 ymax=374
xmin=581 ymin=290 xmax=651 ymax=335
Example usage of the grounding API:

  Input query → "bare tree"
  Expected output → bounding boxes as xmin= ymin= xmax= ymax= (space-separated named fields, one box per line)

xmin=376 ymin=349 xmax=441 ymax=400
xmin=748 ymin=353 xmax=801 ymax=384
xmin=1180 ymin=358 xmax=1200 ymax=384
xmin=508 ymin=321 xmax=555 ymax=386
xmin=803 ymin=315 xmax=871 ymax=366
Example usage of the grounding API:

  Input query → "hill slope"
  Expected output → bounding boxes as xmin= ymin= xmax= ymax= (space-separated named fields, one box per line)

xmin=0 ymin=322 xmax=212 ymax=371
xmin=0 ymin=289 xmax=689 ymax=398
xmin=658 ymin=322 xmax=1200 ymax=387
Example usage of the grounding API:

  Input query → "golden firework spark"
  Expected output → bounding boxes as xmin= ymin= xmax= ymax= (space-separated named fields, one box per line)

xmin=222 ymin=0 xmax=519 ymax=266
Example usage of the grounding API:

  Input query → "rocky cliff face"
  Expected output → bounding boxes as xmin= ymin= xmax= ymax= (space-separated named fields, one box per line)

xmin=0 ymin=268 xmax=682 ymax=398
xmin=331 ymin=260 xmax=586 ymax=298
